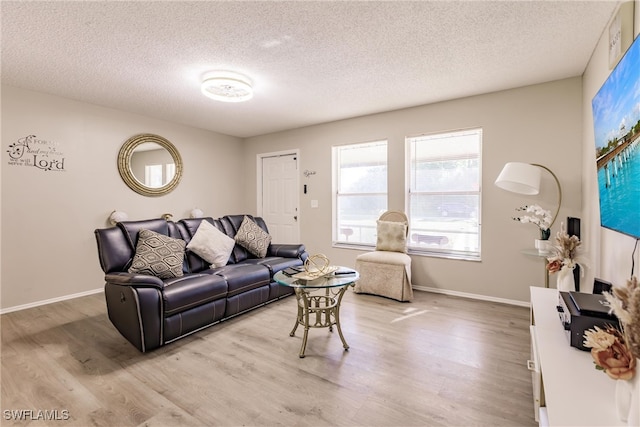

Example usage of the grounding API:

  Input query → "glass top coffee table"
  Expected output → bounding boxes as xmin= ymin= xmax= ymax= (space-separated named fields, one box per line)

xmin=274 ymin=268 xmax=359 ymax=358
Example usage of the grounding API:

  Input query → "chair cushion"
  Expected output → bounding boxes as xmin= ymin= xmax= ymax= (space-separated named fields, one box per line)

xmin=212 ymin=264 xmax=270 ymax=298
xmin=375 ymin=220 xmax=407 ymax=253
xmin=186 ymin=219 xmax=235 ymax=268
xmin=240 ymin=256 xmax=303 ymax=276
xmin=355 ymin=254 xmax=413 ymax=302
xmin=128 ymin=229 xmax=186 ymax=279
xmin=356 ymin=250 xmax=411 ymax=266
xmin=162 ymin=273 xmax=228 ymax=316
xmin=234 ymin=216 xmax=272 ymax=258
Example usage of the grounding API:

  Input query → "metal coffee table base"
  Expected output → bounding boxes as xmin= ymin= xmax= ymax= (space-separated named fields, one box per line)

xmin=290 ymin=285 xmax=352 ymax=358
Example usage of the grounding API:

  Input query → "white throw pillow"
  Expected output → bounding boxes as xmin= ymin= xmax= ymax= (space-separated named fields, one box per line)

xmin=186 ymin=220 xmax=235 ymax=268
xmin=375 ymin=220 xmax=407 ymax=253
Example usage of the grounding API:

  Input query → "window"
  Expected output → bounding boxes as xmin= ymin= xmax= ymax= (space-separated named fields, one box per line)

xmin=406 ymin=129 xmax=482 ymax=260
xmin=333 ymin=140 xmax=387 ymax=246
xmin=144 ymin=163 xmax=175 ymax=188
xmin=145 ymin=164 xmax=163 ymax=187
xmin=166 ymin=162 xmax=176 ymax=183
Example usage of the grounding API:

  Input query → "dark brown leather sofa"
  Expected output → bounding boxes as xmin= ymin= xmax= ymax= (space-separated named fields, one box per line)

xmin=94 ymin=214 xmax=307 ymax=352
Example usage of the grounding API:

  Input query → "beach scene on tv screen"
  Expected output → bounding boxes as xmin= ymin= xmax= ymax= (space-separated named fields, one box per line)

xmin=591 ymin=36 xmax=640 ymax=239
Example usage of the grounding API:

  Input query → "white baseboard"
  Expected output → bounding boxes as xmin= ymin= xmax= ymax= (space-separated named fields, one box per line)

xmin=0 ymin=288 xmax=103 ymax=315
xmin=413 ymin=285 xmax=530 ymax=308
xmin=0 ymin=285 xmax=530 ymax=315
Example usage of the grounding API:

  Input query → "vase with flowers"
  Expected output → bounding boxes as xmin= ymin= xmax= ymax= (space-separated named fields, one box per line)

xmin=584 ymin=276 xmax=640 ymax=424
xmin=513 ymin=204 xmax=552 ymax=253
xmin=545 ymin=228 xmax=587 ymax=292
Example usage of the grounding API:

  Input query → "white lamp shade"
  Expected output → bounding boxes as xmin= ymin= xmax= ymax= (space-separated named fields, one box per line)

xmin=190 ymin=208 xmax=204 ymax=218
xmin=494 ymin=162 xmax=541 ymax=195
xmin=109 ymin=210 xmax=128 ymax=226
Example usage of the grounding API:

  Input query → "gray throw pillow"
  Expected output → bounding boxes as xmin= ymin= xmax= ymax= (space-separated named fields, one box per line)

xmin=234 ymin=216 xmax=271 ymax=258
xmin=128 ymin=229 xmax=186 ymax=279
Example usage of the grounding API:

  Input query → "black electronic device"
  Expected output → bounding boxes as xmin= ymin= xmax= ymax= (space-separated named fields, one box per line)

xmin=567 ymin=217 xmax=581 ymax=239
xmin=333 ymin=268 xmax=356 ymax=276
xmin=593 ymin=277 xmax=613 ymax=294
xmin=557 ymin=291 xmax=619 ymax=351
xmin=591 ymin=34 xmax=640 ymax=240
xmin=567 ymin=216 xmax=581 ymax=291
xmin=282 ymin=268 xmax=297 ymax=276
xmin=282 ymin=266 xmax=305 ymax=276
xmin=569 ymin=292 xmax=612 ymax=317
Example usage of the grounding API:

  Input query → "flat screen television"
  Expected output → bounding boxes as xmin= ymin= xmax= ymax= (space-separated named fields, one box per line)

xmin=591 ymin=35 xmax=640 ymax=239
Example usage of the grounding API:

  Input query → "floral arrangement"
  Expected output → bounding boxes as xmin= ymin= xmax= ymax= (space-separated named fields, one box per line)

xmin=605 ymin=276 xmax=640 ymax=362
xmin=513 ymin=204 xmax=552 ymax=239
xmin=583 ymin=325 xmax=636 ymax=380
xmin=546 ymin=229 xmax=587 ymax=275
xmin=583 ymin=276 xmax=640 ymax=381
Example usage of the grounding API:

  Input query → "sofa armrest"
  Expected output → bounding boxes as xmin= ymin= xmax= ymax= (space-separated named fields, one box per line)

xmin=268 ymin=244 xmax=307 ymax=259
xmin=104 ymin=272 xmax=164 ymax=289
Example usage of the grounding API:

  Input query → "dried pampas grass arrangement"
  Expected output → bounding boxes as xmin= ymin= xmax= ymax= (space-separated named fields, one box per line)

xmin=605 ymin=276 xmax=640 ymax=360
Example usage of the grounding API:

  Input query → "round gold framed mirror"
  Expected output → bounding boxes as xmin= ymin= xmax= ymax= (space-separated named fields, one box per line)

xmin=117 ymin=133 xmax=183 ymax=197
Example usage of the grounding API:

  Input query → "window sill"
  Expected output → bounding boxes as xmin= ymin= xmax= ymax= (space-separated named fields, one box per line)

xmin=332 ymin=242 xmax=375 ymax=251
xmin=408 ymin=248 xmax=481 ymax=262
xmin=333 ymin=242 xmax=481 ymax=262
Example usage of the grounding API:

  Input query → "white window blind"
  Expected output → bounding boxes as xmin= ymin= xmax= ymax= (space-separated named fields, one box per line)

xmin=145 ymin=164 xmax=163 ymax=188
xmin=406 ymin=129 xmax=482 ymax=260
xmin=333 ymin=140 xmax=388 ymax=246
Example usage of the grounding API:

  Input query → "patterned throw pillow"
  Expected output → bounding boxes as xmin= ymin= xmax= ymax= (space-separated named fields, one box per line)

xmin=234 ymin=216 xmax=271 ymax=258
xmin=186 ymin=220 xmax=235 ymax=268
xmin=375 ymin=220 xmax=407 ymax=253
xmin=128 ymin=229 xmax=186 ymax=279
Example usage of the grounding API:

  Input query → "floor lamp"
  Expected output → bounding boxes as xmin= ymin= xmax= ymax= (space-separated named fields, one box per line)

xmin=494 ymin=162 xmax=562 ymax=227
xmin=495 ymin=162 xmax=563 ymax=288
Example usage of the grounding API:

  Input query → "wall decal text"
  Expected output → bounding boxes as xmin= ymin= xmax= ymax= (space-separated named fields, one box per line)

xmin=6 ymin=135 xmax=66 ymax=172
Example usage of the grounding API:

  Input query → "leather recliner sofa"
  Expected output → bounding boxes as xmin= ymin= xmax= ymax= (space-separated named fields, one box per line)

xmin=94 ymin=214 xmax=308 ymax=352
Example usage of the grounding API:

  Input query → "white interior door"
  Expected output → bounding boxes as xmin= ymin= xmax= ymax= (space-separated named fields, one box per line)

xmin=261 ymin=153 xmax=299 ymax=244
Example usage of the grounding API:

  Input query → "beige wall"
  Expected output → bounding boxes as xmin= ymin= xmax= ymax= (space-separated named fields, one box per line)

xmin=244 ymin=78 xmax=583 ymax=303
xmin=1 ymin=86 xmax=246 ymax=311
xmin=3 ymin=1 xmax=632 ymax=310
xmin=581 ymin=1 xmax=640 ymax=290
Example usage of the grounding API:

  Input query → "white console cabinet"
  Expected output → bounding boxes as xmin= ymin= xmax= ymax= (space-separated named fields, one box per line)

xmin=529 ymin=286 xmax=624 ymax=426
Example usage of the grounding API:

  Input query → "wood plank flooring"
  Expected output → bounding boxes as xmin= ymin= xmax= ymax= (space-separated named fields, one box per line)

xmin=1 ymin=290 xmax=536 ymax=426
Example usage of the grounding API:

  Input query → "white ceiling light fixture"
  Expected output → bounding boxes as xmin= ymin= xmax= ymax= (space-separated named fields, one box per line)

xmin=201 ymin=71 xmax=253 ymax=103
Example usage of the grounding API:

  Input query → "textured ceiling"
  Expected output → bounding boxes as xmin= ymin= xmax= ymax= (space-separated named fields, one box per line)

xmin=1 ymin=1 xmax=619 ymax=138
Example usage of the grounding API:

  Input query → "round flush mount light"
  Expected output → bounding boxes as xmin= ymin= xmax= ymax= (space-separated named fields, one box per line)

xmin=201 ymin=71 xmax=253 ymax=102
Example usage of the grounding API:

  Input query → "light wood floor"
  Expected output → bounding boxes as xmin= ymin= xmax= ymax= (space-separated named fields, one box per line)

xmin=1 ymin=289 xmax=536 ymax=426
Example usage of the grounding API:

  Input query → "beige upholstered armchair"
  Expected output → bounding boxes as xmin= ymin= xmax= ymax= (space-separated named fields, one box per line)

xmin=354 ymin=211 xmax=413 ymax=302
